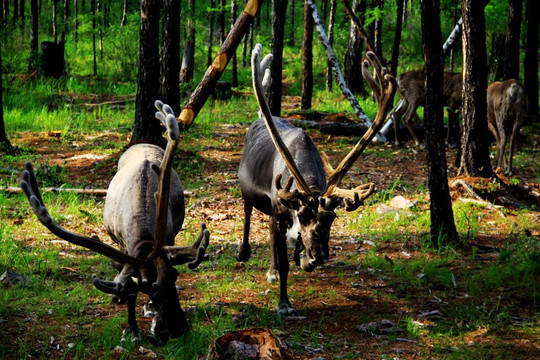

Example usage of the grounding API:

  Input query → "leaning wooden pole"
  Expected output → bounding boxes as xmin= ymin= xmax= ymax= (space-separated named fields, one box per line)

xmin=307 ymin=0 xmax=386 ymax=142
xmin=178 ymin=0 xmax=264 ymax=130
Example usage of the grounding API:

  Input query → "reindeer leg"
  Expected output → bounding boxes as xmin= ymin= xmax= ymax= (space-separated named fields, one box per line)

xmin=507 ymin=113 xmax=520 ymax=176
xmin=121 ymin=293 xmax=142 ymax=345
xmin=266 ymin=214 xmax=279 ymax=283
xmin=237 ymin=203 xmax=252 ymax=262
xmin=403 ymin=105 xmax=421 ymax=147
xmin=273 ymin=213 xmax=297 ymax=317
xmin=393 ymin=101 xmax=408 ymax=146
xmin=496 ymin=112 xmax=507 ymax=170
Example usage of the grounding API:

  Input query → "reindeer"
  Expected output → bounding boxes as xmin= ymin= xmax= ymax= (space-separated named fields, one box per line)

xmin=392 ymin=69 xmax=462 ymax=146
xmin=487 ymin=79 xmax=528 ymax=175
xmin=20 ymin=101 xmax=210 ymax=345
xmin=237 ymin=45 xmax=396 ymax=316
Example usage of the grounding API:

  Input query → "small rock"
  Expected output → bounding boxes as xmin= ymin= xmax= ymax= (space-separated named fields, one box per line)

xmin=227 ymin=341 xmax=259 ymax=360
xmin=357 ymin=319 xmax=395 ymax=334
xmin=375 ymin=204 xmax=398 ymax=215
xmin=389 ymin=195 xmax=417 ymax=209
xmin=1 ymin=270 xmax=31 ymax=287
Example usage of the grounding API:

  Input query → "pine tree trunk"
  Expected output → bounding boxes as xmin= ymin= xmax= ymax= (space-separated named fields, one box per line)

xmin=503 ymin=0 xmax=523 ymax=80
xmin=242 ymin=0 xmax=249 ymax=67
xmin=230 ymin=0 xmax=238 ymax=87
xmin=13 ymin=0 xmax=18 ymax=25
xmin=121 ymin=0 xmax=127 ymax=26
xmin=269 ymin=0 xmax=288 ymax=116
xmin=74 ymin=0 xmax=78 ymax=40
xmin=325 ymin=0 xmax=335 ymax=90
xmin=91 ymin=0 xmax=97 ymax=75
xmin=131 ymin=0 xmax=163 ymax=147
xmin=390 ymin=0 xmax=403 ymax=76
xmin=207 ymin=0 xmax=215 ymax=67
xmin=420 ymin=0 xmax=459 ymax=246
xmin=29 ymin=0 xmax=38 ymax=71
xmin=0 ymin=42 xmax=12 ymax=150
xmin=52 ymin=0 xmax=57 ymax=43
xmin=523 ymin=0 xmax=538 ymax=122
xmin=343 ymin=0 xmax=365 ymax=95
xmin=219 ymin=0 xmax=226 ymax=45
xmin=302 ymin=0 xmax=313 ymax=110
xmin=288 ymin=0 xmax=295 ymax=46
xmin=160 ymin=0 xmax=181 ymax=114
xmin=180 ymin=0 xmax=195 ymax=84
xmin=458 ymin=0 xmax=492 ymax=177
xmin=19 ymin=0 xmax=25 ymax=28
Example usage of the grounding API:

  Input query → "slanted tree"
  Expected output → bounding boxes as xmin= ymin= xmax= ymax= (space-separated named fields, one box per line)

xmin=269 ymin=0 xmax=288 ymax=116
xmin=458 ymin=0 xmax=492 ymax=177
xmin=523 ymin=0 xmax=538 ymax=122
xmin=420 ymin=0 xmax=459 ymax=246
xmin=325 ymin=0 xmax=336 ymax=90
xmin=180 ymin=0 xmax=195 ymax=84
xmin=160 ymin=0 xmax=181 ymax=115
xmin=503 ymin=0 xmax=523 ymax=80
xmin=343 ymin=0 xmax=366 ymax=95
xmin=131 ymin=0 xmax=163 ymax=147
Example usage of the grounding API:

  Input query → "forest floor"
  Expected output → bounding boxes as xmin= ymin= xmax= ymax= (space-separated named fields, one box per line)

xmin=1 ymin=102 xmax=539 ymax=359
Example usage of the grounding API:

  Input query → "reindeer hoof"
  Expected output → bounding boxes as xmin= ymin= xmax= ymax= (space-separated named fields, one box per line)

xmin=266 ymin=269 xmax=279 ymax=283
xmin=277 ymin=303 xmax=298 ymax=317
xmin=236 ymin=242 xmax=251 ymax=262
xmin=121 ymin=325 xmax=141 ymax=346
xmin=143 ymin=301 xmax=156 ymax=317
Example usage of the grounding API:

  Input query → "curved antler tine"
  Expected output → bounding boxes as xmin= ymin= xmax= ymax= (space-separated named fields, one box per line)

xmin=262 ymin=68 xmax=272 ymax=92
xmin=164 ymin=223 xmax=211 ymax=268
xmin=260 ymin=53 xmax=273 ymax=75
xmin=92 ymin=274 xmax=124 ymax=297
xmin=23 ymin=162 xmax=43 ymax=205
xmin=362 ymin=57 xmax=381 ymax=99
xmin=188 ymin=225 xmax=210 ymax=270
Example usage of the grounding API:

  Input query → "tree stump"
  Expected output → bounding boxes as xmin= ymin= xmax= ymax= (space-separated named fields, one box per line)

xmin=206 ymin=328 xmax=289 ymax=360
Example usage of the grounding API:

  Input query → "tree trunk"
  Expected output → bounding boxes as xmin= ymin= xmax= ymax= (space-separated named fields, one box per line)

xmin=503 ymin=0 xmax=523 ymax=80
xmin=98 ymin=0 xmax=103 ymax=59
xmin=458 ymin=0 xmax=492 ymax=177
xmin=0 ymin=42 xmax=12 ymax=150
xmin=180 ymin=0 xmax=195 ymax=84
xmin=325 ymin=0 xmax=335 ymax=90
xmin=91 ymin=0 xmax=97 ymax=75
xmin=369 ymin=0 xmax=384 ymax=54
xmin=343 ymin=0 xmax=366 ymax=95
xmin=230 ymin=0 xmax=238 ymax=87
xmin=420 ymin=0 xmax=459 ymax=246
xmin=242 ymin=0 xmax=249 ymax=67
xmin=160 ymin=0 xmax=181 ymax=115
xmin=207 ymin=0 xmax=215 ymax=67
xmin=448 ymin=0 xmax=459 ymax=71
xmin=29 ymin=0 xmax=38 ymax=71
xmin=288 ymin=0 xmax=295 ymax=46
xmin=390 ymin=0 xmax=403 ymax=76
xmin=487 ymin=33 xmax=504 ymax=83
xmin=269 ymin=0 xmax=288 ymax=116
xmin=19 ymin=0 xmax=25 ymax=28
xmin=52 ymin=0 xmax=57 ymax=43
xmin=523 ymin=0 xmax=538 ymax=122
xmin=74 ymin=0 xmax=78 ymax=41
xmin=219 ymin=0 xmax=226 ymax=45
xmin=121 ymin=0 xmax=127 ymax=26
xmin=302 ymin=0 xmax=313 ymax=110
xmin=131 ymin=0 xmax=163 ymax=147
xmin=13 ymin=0 xmax=18 ymax=25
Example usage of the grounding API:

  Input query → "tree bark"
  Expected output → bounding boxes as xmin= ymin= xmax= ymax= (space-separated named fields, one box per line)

xmin=180 ymin=0 xmax=195 ymax=84
xmin=302 ymin=0 xmax=313 ymax=110
xmin=91 ymin=0 xmax=97 ymax=75
xmin=230 ymin=0 xmax=238 ymax=87
xmin=74 ymin=0 xmax=78 ymax=41
xmin=390 ymin=0 xmax=403 ymax=76
xmin=52 ymin=0 xmax=58 ymax=43
xmin=458 ymin=0 xmax=492 ymax=177
xmin=269 ymin=0 xmax=288 ymax=116
xmin=121 ymin=0 xmax=127 ymax=26
xmin=420 ymin=0 xmax=459 ymax=245
xmin=207 ymin=0 xmax=215 ymax=67
xmin=343 ymin=0 xmax=366 ymax=95
xmin=29 ymin=0 xmax=38 ymax=71
xmin=0 ymin=42 xmax=12 ymax=150
xmin=503 ymin=0 xmax=523 ymax=80
xmin=324 ymin=0 xmax=336 ymax=90
xmin=19 ymin=0 xmax=24 ymax=28
xmin=523 ymin=0 xmax=538 ymax=122
xmin=160 ymin=0 xmax=181 ymax=115
xmin=131 ymin=0 xmax=163 ymax=147
xmin=219 ymin=0 xmax=226 ymax=45
xmin=13 ymin=0 xmax=18 ymax=25
xmin=288 ymin=0 xmax=295 ymax=46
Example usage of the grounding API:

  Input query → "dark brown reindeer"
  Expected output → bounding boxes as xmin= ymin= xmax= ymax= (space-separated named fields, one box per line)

xmin=487 ymin=79 xmax=528 ymax=175
xmin=20 ymin=101 xmax=210 ymax=345
xmin=237 ymin=44 xmax=396 ymax=316
xmin=392 ymin=69 xmax=462 ymax=146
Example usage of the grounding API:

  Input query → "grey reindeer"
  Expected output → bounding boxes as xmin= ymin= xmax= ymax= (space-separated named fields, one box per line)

xmin=20 ymin=101 xmax=209 ymax=345
xmin=237 ymin=45 xmax=396 ymax=316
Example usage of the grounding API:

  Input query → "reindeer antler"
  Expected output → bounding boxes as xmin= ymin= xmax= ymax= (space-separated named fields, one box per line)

xmin=251 ymin=44 xmax=313 ymax=199
xmin=321 ymin=52 xmax=396 ymax=209
xmin=20 ymin=162 xmax=145 ymax=266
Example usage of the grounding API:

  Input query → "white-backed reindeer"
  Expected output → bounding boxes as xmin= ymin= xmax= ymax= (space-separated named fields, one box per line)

xmin=487 ymin=79 xmax=528 ymax=175
xmin=237 ymin=45 xmax=396 ymax=316
xmin=20 ymin=101 xmax=210 ymax=345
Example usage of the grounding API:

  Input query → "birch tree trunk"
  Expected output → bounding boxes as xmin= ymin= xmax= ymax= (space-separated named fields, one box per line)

xmin=302 ymin=0 xmax=313 ymax=110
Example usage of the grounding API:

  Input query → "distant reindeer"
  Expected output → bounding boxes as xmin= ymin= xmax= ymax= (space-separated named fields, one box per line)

xmin=392 ymin=69 xmax=462 ymax=146
xmin=237 ymin=45 xmax=396 ymax=316
xmin=20 ymin=101 xmax=210 ymax=345
xmin=487 ymin=79 xmax=528 ymax=175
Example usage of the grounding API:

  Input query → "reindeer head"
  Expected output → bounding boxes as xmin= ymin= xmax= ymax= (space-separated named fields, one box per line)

xmin=251 ymin=45 xmax=396 ymax=272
